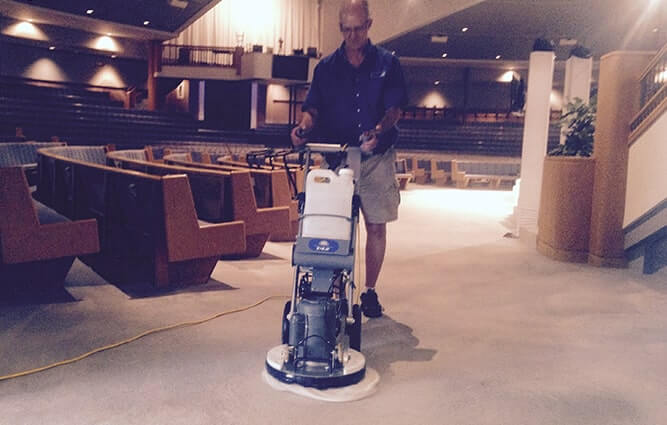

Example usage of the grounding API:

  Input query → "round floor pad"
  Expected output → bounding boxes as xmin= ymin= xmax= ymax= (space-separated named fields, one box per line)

xmin=262 ymin=367 xmax=380 ymax=402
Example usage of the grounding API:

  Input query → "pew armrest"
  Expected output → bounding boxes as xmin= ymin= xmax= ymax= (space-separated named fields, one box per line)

xmin=162 ymin=174 xmax=247 ymax=262
xmin=3 ymin=220 xmax=100 ymax=264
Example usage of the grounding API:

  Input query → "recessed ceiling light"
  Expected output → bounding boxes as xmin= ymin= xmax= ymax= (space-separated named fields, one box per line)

xmin=495 ymin=55 xmax=502 ymax=60
xmin=441 ymin=52 xmax=448 ymax=58
xmin=461 ymin=27 xmax=469 ymax=32
xmin=111 ymin=54 xmax=117 ymax=58
xmin=392 ymin=50 xmax=396 ymax=55
xmin=434 ymin=80 xmax=441 ymax=85
xmin=86 ymin=9 xmax=94 ymax=15
xmin=143 ymin=20 xmax=150 ymax=26
xmin=49 ymin=46 xmax=55 ymax=50
xmin=653 ymin=27 xmax=659 ymax=33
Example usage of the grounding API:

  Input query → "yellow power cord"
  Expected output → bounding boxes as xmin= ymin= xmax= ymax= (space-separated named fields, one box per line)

xmin=0 ymin=294 xmax=288 ymax=383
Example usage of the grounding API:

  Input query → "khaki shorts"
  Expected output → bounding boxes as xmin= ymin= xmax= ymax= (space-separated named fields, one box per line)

xmin=357 ymin=148 xmax=400 ymax=224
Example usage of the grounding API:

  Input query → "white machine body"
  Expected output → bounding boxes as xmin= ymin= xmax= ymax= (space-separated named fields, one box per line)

xmin=301 ymin=168 xmax=355 ymax=241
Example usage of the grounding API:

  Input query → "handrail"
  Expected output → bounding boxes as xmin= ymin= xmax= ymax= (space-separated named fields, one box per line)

xmin=629 ymin=43 xmax=667 ymax=141
xmin=639 ymin=40 xmax=667 ymax=95
xmin=161 ymin=44 xmax=243 ymax=72
xmin=638 ymin=43 xmax=666 ymax=109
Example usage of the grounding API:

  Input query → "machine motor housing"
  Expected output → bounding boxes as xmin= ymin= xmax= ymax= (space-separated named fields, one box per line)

xmin=289 ymin=296 xmax=340 ymax=362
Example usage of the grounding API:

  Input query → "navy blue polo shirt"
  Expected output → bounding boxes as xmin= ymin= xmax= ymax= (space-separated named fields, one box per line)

xmin=302 ymin=41 xmax=408 ymax=154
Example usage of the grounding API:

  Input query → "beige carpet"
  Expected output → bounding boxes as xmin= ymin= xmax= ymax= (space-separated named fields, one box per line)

xmin=1 ymin=184 xmax=665 ymax=425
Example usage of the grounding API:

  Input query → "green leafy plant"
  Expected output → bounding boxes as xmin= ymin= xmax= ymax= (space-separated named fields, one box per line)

xmin=549 ymin=96 xmax=596 ymax=157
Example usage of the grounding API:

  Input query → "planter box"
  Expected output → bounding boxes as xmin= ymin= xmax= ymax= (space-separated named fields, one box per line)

xmin=537 ymin=156 xmax=595 ymax=262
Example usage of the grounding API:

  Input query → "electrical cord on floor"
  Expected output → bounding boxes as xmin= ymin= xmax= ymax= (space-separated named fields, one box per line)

xmin=0 ymin=294 xmax=288 ymax=383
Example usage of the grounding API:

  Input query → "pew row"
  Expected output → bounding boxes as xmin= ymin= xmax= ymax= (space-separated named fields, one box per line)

xmin=452 ymin=160 xmax=520 ymax=189
xmin=162 ymin=151 xmax=298 ymax=242
xmin=431 ymin=159 xmax=452 ymax=186
xmin=214 ymin=153 xmax=305 ymax=196
xmin=414 ymin=158 xmax=432 ymax=184
xmin=35 ymin=146 xmax=246 ymax=288
xmin=1 ymin=166 xmax=99 ymax=297
xmin=107 ymin=149 xmax=291 ymax=254
xmin=393 ymin=159 xmax=413 ymax=190
xmin=0 ymin=141 xmax=66 ymax=185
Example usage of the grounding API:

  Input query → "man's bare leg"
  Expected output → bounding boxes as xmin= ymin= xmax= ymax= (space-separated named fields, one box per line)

xmin=364 ymin=222 xmax=387 ymax=290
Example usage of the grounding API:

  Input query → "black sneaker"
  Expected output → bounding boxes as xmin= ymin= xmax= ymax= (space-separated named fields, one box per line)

xmin=360 ymin=290 xmax=383 ymax=318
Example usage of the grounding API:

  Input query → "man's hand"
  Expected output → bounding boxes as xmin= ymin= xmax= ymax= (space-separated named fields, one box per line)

xmin=291 ymin=126 xmax=308 ymax=147
xmin=360 ymin=129 xmax=379 ymax=154
xmin=291 ymin=110 xmax=317 ymax=147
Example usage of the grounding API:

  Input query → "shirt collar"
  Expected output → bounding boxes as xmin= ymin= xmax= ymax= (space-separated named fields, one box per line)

xmin=334 ymin=40 xmax=377 ymax=69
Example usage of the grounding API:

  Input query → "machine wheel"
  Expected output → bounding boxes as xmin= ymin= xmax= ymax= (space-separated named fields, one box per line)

xmin=281 ymin=301 xmax=291 ymax=344
xmin=347 ymin=304 xmax=362 ymax=351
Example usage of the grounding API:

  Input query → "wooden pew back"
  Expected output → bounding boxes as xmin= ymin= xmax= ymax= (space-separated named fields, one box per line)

xmin=36 ymin=146 xmax=245 ymax=287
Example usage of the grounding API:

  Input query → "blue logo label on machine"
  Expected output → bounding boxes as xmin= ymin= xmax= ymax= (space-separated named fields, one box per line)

xmin=308 ymin=238 xmax=340 ymax=253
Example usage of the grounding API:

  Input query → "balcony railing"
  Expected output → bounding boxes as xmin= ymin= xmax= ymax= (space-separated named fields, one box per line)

xmin=631 ymin=43 xmax=667 ymax=133
xmin=161 ymin=44 xmax=243 ymax=72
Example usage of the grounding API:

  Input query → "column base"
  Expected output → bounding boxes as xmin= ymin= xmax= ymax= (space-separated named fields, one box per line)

xmin=588 ymin=252 xmax=628 ymax=268
xmin=536 ymin=238 xmax=588 ymax=263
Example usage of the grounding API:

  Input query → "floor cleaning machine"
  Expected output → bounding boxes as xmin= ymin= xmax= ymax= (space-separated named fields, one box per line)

xmin=265 ymin=142 xmax=367 ymax=389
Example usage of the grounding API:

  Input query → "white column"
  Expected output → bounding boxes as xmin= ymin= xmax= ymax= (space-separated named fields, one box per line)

xmin=250 ymin=81 xmax=258 ymax=129
xmin=563 ymin=55 xmax=593 ymax=105
xmin=516 ymin=50 xmax=555 ymax=238
xmin=561 ymin=55 xmax=593 ymax=143
xmin=197 ymin=81 xmax=205 ymax=121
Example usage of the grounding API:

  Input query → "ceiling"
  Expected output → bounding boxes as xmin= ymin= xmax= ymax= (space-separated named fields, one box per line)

xmin=0 ymin=0 xmax=664 ymax=59
xmin=380 ymin=0 xmax=666 ymax=61
xmin=0 ymin=0 xmax=220 ymax=38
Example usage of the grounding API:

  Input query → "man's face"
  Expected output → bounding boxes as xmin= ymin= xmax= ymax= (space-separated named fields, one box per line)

xmin=339 ymin=10 xmax=371 ymax=50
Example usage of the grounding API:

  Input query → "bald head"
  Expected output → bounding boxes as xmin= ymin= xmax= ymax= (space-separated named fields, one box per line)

xmin=339 ymin=0 xmax=371 ymax=24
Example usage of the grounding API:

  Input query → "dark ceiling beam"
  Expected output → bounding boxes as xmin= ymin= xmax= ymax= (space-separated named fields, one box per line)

xmin=0 ymin=0 xmax=176 ymax=40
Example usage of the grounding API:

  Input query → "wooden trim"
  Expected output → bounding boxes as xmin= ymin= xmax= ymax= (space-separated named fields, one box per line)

xmin=0 ymin=167 xmax=99 ymax=264
xmin=638 ymin=43 xmax=667 ymax=82
xmin=628 ymin=89 xmax=667 ymax=146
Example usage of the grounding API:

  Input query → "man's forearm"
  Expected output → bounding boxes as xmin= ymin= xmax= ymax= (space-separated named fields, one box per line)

xmin=299 ymin=108 xmax=319 ymax=132
xmin=374 ymin=107 xmax=402 ymax=134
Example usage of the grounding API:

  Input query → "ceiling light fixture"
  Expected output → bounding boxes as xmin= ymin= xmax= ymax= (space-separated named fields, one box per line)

xmin=559 ymin=38 xmax=578 ymax=46
xmin=49 ymin=46 xmax=55 ymax=50
xmin=143 ymin=20 xmax=150 ymax=26
xmin=86 ymin=9 xmax=94 ymax=15
xmin=434 ymin=80 xmax=441 ymax=85
xmin=461 ymin=27 xmax=469 ymax=32
xmin=653 ymin=27 xmax=659 ymax=33
xmin=495 ymin=55 xmax=501 ymax=60
xmin=441 ymin=53 xmax=448 ymax=58
xmin=169 ymin=0 xmax=189 ymax=9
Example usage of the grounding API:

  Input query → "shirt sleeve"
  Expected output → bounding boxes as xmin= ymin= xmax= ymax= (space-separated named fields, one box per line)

xmin=301 ymin=62 xmax=323 ymax=113
xmin=383 ymin=55 xmax=409 ymax=110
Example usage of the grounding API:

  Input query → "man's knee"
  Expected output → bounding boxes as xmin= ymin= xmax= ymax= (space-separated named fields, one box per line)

xmin=365 ymin=222 xmax=386 ymax=240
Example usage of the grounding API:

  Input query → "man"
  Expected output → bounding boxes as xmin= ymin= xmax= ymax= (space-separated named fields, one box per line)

xmin=290 ymin=0 xmax=408 ymax=318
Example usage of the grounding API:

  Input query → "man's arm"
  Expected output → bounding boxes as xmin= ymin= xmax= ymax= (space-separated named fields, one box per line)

xmin=290 ymin=108 xmax=319 ymax=146
xmin=360 ymin=106 xmax=402 ymax=152
xmin=374 ymin=106 xmax=402 ymax=135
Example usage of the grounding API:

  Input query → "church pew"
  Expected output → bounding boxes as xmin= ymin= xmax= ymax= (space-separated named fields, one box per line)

xmin=36 ymin=146 xmax=246 ymax=288
xmin=163 ymin=152 xmax=298 ymax=242
xmin=0 ymin=166 xmax=99 ymax=300
xmin=107 ymin=149 xmax=290 ymax=255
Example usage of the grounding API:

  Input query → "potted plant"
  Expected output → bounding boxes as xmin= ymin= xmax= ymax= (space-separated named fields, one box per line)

xmin=537 ymin=96 xmax=597 ymax=262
